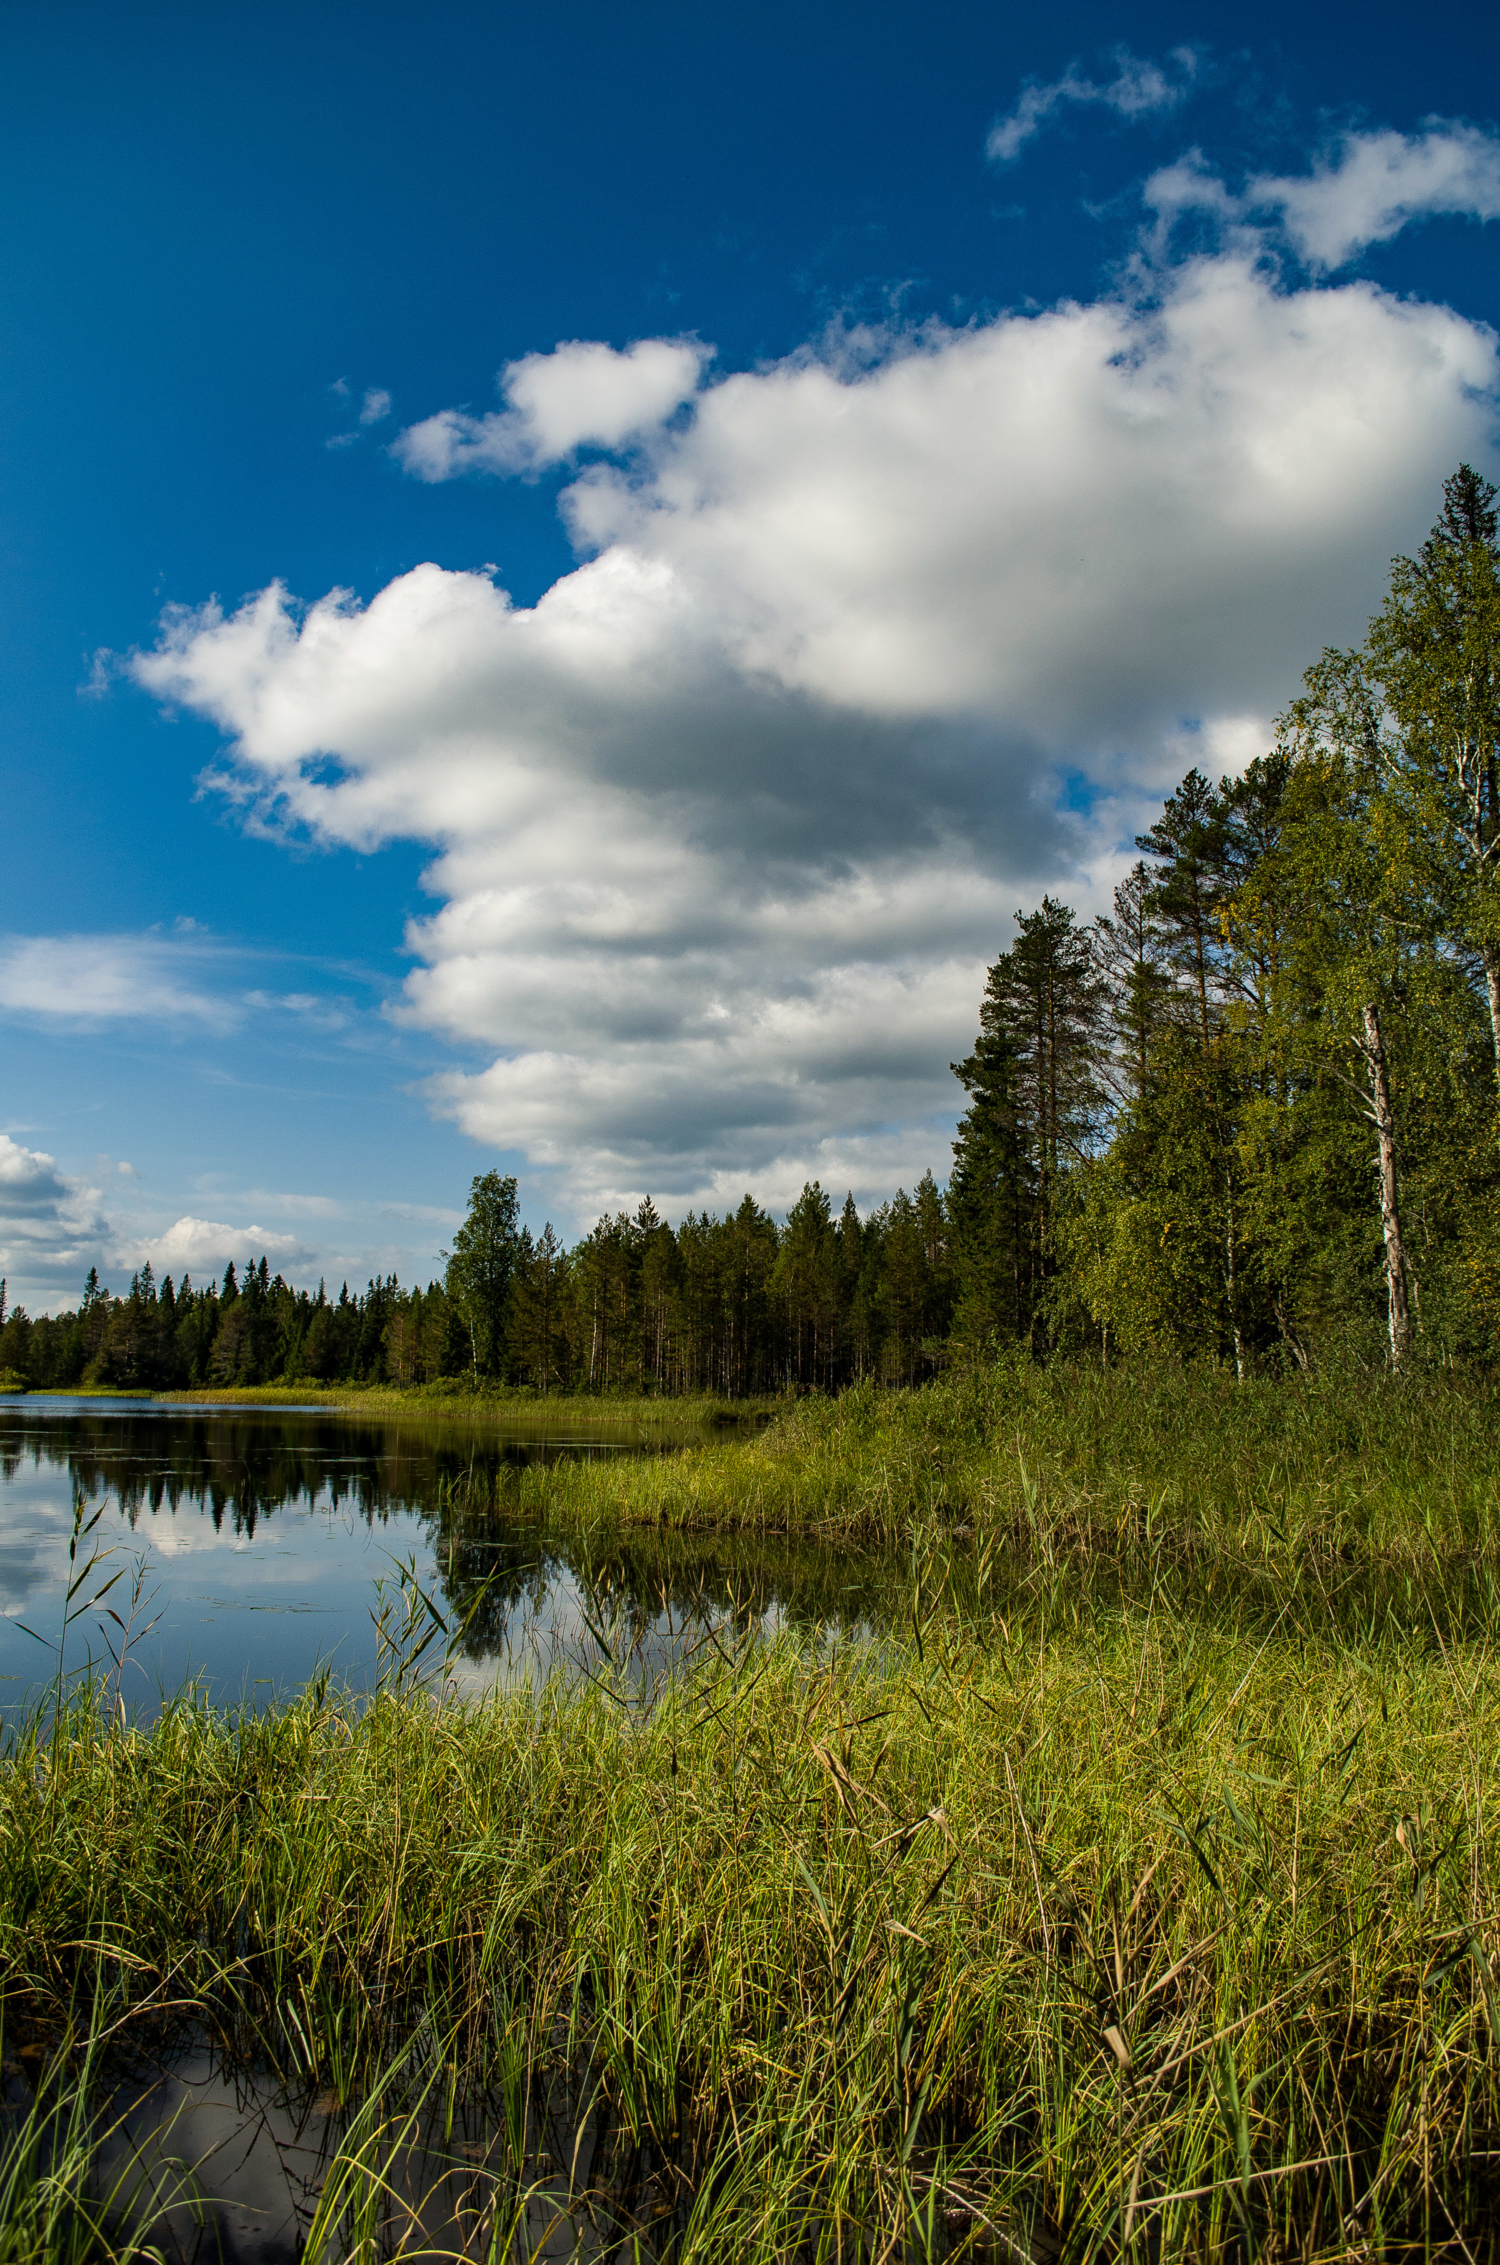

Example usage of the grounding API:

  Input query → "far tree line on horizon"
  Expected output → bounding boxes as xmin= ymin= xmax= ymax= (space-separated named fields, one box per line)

xmin=3 ymin=467 xmax=1497 ymax=1392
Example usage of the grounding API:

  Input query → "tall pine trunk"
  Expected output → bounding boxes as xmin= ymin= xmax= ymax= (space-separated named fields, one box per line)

xmin=1361 ymin=1002 xmax=1414 ymax=1370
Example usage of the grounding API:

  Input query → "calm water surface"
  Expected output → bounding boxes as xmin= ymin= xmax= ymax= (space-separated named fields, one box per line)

xmin=0 ymin=1398 xmax=894 ymax=1716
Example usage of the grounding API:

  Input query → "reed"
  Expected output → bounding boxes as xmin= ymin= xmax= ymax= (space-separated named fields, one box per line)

xmin=4 ymin=1359 xmax=1500 ymax=2257
xmin=517 ymin=1356 xmax=1500 ymax=1568
xmin=3 ymin=1599 xmax=1500 ymax=2251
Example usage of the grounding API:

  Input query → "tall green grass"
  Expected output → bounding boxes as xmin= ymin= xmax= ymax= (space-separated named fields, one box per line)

xmin=515 ymin=1357 xmax=1500 ymax=1551
xmin=5 ymin=1603 xmax=1500 ymax=2253
xmin=5 ymin=1360 xmax=1500 ymax=2257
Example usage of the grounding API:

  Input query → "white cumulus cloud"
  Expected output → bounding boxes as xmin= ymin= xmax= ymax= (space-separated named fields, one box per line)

xmin=131 ymin=197 xmax=1500 ymax=1225
xmin=0 ymin=1136 xmax=109 ymax=1296
xmin=393 ymin=337 xmax=711 ymax=481
xmin=138 ymin=1217 xmax=310 ymax=1279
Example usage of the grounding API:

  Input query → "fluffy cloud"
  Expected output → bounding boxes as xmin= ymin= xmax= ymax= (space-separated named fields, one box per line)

xmin=1250 ymin=125 xmax=1500 ymax=269
xmin=138 ymin=1216 xmax=310 ymax=1279
xmin=0 ymin=1131 xmax=452 ymax=1315
xmin=0 ymin=934 xmax=235 ymax=1029
xmin=1146 ymin=125 xmax=1500 ymax=271
xmin=987 ymin=47 xmax=1197 ymax=164
xmin=394 ymin=338 xmax=710 ymax=481
xmin=132 ymin=172 xmax=1500 ymax=1225
xmin=0 ymin=1135 xmax=88 ymax=1223
xmin=0 ymin=1137 xmax=306 ymax=1310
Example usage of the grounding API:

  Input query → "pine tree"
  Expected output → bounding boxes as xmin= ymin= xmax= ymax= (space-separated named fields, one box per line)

xmin=1093 ymin=861 xmax=1174 ymax=1105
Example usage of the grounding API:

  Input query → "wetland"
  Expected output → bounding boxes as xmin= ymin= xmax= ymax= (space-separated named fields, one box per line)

xmin=4 ymin=1362 xmax=1500 ymax=2261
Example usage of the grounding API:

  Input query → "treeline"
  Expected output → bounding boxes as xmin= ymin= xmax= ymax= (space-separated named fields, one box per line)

xmin=0 ymin=1176 xmax=952 ymax=1396
xmin=3 ymin=468 xmax=1497 ymax=1392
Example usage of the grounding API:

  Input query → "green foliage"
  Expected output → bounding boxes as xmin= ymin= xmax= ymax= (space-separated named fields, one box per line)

xmin=1027 ymin=467 xmax=1500 ymax=1375
xmin=444 ymin=1169 xmax=522 ymax=1375
xmin=950 ymin=898 xmax=1103 ymax=1353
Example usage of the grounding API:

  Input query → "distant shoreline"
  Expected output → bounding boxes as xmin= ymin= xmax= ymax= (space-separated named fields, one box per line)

xmin=4 ymin=1380 xmax=772 ymax=1427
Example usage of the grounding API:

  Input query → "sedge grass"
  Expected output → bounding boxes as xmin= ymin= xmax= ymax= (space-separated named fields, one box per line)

xmin=515 ymin=1358 xmax=1500 ymax=1565
xmin=4 ymin=1594 xmax=1500 ymax=2256
xmin=7 ymin=1359 xmax=1500 ymax=2258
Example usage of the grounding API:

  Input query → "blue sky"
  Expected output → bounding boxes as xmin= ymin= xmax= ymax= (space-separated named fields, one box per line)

xmin=3 ymin=0 xmax=1498 ymax=1312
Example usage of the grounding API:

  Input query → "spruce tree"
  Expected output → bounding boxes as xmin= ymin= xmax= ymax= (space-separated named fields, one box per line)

xmin=949 ymin=969 xmax=1035 ymax=1344
xmin=1136 ymin=769 xmax=1233 ymax=1048
xmin=511 ymin=1223 xmax=570 ymax=1392
xmin=1092 ymin=861 xmax=1173 ymax=1104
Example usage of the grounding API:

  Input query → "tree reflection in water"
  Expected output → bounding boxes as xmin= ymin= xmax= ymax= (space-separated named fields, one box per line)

xmin=0 ymin=1406 xmax=901 ymax=1686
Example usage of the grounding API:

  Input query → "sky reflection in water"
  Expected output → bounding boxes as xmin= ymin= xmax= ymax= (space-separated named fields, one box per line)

xmin=0 ymin=1400 xmax=893 ymax=1717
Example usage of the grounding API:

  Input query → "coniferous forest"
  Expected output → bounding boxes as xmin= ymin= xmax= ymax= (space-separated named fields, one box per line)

xmin=4 ymin=467 xmax=1497 ymax=1396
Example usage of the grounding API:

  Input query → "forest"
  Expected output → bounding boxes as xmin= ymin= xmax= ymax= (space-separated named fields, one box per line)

xmin=3 ymin=466 xmax=1497 ymax=1396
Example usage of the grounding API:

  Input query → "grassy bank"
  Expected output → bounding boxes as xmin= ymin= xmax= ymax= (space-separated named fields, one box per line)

xmin=154 ymin=1381 xmax=768 ymax=1429
xmin=5 ymin=1361 xmax=1500 ymax=2257
xmin=7 ymin=1384 xmax=154 ymax=1400
xmin=517 ymin=1355 xmax=1500 ymax=1560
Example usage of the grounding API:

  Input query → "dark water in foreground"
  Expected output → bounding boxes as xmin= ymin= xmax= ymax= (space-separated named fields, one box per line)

xmin=88 ymin=2048 xmax=636 ymax=2263
xmin=0 ymin=1397 xmax=895 ymax=1717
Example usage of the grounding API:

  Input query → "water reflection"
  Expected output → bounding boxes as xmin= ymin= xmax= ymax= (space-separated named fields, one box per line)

xmin=0 ymin=1399 xmax=654 ymax=1538
xmin=0 ymin=1402 xmax=896 ymax=1715
xmin=90 ymin=2048 xmax=618 ymax=2264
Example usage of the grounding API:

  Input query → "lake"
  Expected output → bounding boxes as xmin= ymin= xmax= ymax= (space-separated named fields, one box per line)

xmin=0 ymin=1397 xmax=893 ymax=1718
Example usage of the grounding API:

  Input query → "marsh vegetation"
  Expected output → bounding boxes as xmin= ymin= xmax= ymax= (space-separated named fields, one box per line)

xmin=2 ymin=1359 xmax=1500 ymax=2260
